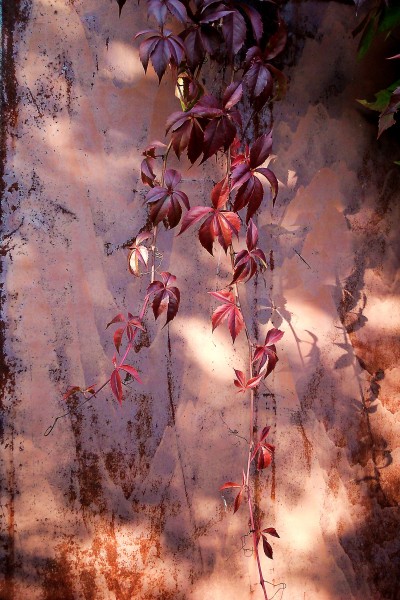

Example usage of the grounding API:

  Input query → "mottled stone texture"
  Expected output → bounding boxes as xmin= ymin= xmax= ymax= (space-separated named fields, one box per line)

xmin=1 ymin=1 xmax=399 ymax=599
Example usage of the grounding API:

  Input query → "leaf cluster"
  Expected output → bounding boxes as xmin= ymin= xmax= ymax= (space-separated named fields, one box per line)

xmin=355 ymin=1 xmax=400 ymax=139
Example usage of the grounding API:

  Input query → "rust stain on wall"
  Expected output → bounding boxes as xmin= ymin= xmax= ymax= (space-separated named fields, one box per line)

xmin=1 ymin=3 xmax=30 ymax=600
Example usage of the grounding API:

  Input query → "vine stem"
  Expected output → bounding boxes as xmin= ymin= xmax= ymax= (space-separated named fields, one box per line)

xmin=230 ymin=250 xmax=269 ymax=600
xmin=44 ymin=142 xmax=174 ymax=437
xmin=226 ymin=148 xmax=269 ymax=600
xmin=249 ymin=491 xmax=269 ymax=600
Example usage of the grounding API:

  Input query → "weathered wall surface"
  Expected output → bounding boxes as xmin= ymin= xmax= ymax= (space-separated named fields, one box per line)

xmin=1 ymin=1 xmax=399 ymax=599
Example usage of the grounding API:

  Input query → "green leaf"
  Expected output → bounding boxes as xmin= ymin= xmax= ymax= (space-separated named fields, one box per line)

xmin=357 ymin=79 xmax=400 ymax=112
xmin=394 ymin=160 xmax=400 ymax=166
xmin=357 ymin=13 xmax=378 ymax=59
xmin=378 ymin=6 xmax=400 ymax=34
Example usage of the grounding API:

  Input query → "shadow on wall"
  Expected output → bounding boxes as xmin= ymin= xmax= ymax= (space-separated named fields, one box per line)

xmin=1 ymin=1 xmax=400 ymax=599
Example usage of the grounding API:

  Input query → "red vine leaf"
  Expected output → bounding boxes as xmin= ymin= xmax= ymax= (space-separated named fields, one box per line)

xmin=119 ymin=364 xmax=143 ymax=383
xmin=181 ymin=24 xmax=221 ymax=70
xmin=166 ymin=84 xmax=242 ymax=163
xmin=146 ymin=169 xmax=190 ymax=228
xmin=211 ymin=176 xmax=230 ymax=210
xmin=63 ymin=385 xmax=95 ymax=401
xmin=236 ymin=1 xmax=263 ymax=43
xmin=63 ymin=386 xmax=82 ymax=400
xmin=141 ymin=141 xmax=166 ymax=186
xmin=255 ymin=167 xmax=278 ymax=206
xmin=200 ymin=209 xmax=240 ymax=254
xmin=222 ymin=81 xmax=243 ymax=110
xmin=231 ymin=133 xmax=278 ymax=220
xmin=253 ymin=327 xmax=284 ymax=377
xmin=202 ymin=116 xmax=237 ymax=162
xmin=166 ymin=109 xmax=205 ymax=163
xmin=147 ymin=0 xmax=188 ymax=26
xmin=249 ymin=132 xmax=273 ymax=168
xmin=262 ymin=538 xmax=273 ymax=559
xmin=135 ymin=29 xmax=186 ymax=82
xmin=193 ymin=86 xmax=242 ymax=162
xmin=179 ymin=1 xmax=234 ymax=68
xmin=244 ymin=42 xmax=287 ymax=108
xmin=128 ymin=232 xmax=151 ymax=276
xmin=209 ymin=289 xmax=244 ymax=342
xmin=262 ymin=527 xmax=280 ymax=538
xmin=220 ymin=481 xmax=242 ymax=490
xmin=147 ymin=272 xmax=180 ymax=326
xmin=106 ymin=313 xmax=145 ymax=353
xmin=110 ymin=368 xmax=123 ymax=404
xmin=178 ymin=205 xmax=240 ymax=255
xmin=106 ymin=313 xmax=125 ymax=328
xmin=233 ymin=369 xmax=263 ymax=392
xmin=243 ymin=47 xmax=273 ymax=104
xmin=220 ymin=470 xmax=246 ymax=513
xmin=110 ymin=358 xmax=143 ymax=405
xmin=244 ymin=54 xmax=273 ymax=100
xmin=256 ymin=524 xmax=280 ymax=559
xmin=113 ymin=327 xmax=125 ymax=354
xmin=141 ymin=156 xmax=156 ymax=186
xmin=222 ymin=9 xmax=247 ymax=57
xmin=231 ymin=219 xmax=267 ymax=284
xmin=251 ymin=425 xmax=275 ymax=470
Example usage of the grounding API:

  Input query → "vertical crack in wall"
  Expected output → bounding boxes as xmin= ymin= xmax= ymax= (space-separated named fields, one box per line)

xmin=166 ymin=328 xmax=204 ymax=576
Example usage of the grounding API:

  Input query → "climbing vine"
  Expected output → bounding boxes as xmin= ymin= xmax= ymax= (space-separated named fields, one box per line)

xmin=48 ymin=0 xmax=290 ymax=597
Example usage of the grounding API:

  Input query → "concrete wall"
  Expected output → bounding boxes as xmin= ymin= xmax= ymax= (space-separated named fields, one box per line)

xmin=1 ymin=1 xmax=399 ymax=599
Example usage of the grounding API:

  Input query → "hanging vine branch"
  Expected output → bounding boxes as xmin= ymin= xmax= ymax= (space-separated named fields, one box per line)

xmin=48 ymin=0 xmax=289 ymax=596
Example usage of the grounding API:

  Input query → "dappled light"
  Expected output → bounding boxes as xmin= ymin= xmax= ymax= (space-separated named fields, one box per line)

xmin=1 ymin=0 xmax=399 ymax=599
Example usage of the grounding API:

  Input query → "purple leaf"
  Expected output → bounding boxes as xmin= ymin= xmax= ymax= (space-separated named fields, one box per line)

xmin=246 ymin=218 xmax=258 ymax=250
xmin=147 ymin=272 xmax=181 ymax=326
xmin=255 ymin=167 xmax=278 ymax=205
xmin=147 ymin=0 xmax=168 ymax=25
xmin=249 ymin=133 xmax=273 ymax=169
xmin=223 ymin=81 xmax=243 ymax=110
xmin=237 ymin=2 xmax=263 ymax=42
xmin=231 ymin=163 xmax=252 ymax=190
xmin=202 ymin=116 xmax=237 ymax=162
xmin=222 ymin=10 xmax=246 ymax=57
xmin=244 ymin=61 xmax=273 ymax=100
xmin=141 ymin=156 xmax=156 ymax=186
xmin=151 ymin=38 xmax=171 ymax=81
